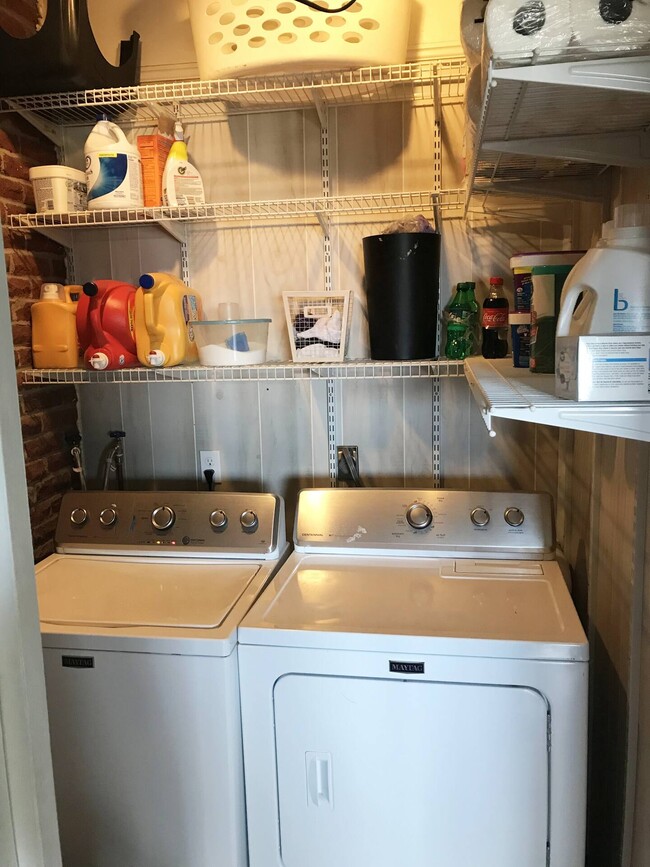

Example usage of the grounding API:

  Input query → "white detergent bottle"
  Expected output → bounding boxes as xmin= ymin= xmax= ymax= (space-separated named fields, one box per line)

xmin=557 ymin=204 xmax=650 ymax=338
xmin=162 ymin=121 xmax=205 ymax=207
xmin=85 ymin=114 xmax=144 ymax=210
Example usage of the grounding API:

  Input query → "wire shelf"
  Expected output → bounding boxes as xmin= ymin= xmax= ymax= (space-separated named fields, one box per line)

xmin=466 ymin=53 xmax=650 ymax=211
xmin=0 ymin=59 xmax=468 ymax=127
xmin=8 ymin=189 xmax=466 ymax=232
xmin=20 ymin=360 xmax=465 ymax=385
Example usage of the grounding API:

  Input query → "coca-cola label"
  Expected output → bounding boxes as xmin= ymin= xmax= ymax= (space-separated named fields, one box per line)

xmin=482 ymin=309 xmax=508 ymax=328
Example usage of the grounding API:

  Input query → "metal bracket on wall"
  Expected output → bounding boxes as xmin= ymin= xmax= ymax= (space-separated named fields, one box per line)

xmin=12 ymin=109 xmax=63 ymax=148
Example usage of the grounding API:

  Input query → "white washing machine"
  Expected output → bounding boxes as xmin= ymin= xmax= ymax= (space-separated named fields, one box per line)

xmin=35 ymin=490 xmax=287 ymax=867
xmin=239 ymin=488 xmax=588 ymax=867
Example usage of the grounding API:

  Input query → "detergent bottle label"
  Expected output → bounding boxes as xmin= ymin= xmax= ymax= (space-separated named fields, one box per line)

xmin=612 ymin=287 xmax=650 ymax=333
xmin=183 ymin=294 xmax=201 ymax=342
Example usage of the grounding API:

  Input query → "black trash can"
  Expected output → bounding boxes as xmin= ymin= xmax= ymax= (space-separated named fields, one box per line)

xmin=363 ymin=232 xmax=441 ymax=360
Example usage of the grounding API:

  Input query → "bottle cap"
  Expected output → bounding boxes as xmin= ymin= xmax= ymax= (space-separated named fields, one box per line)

xmin=457 ymin=282 xmax=476 ymax=290
xmin=139 ymin=274 xmax=156 ymax=290
xmin=41 ymin=283 xmax=61 ymax=300
xmin=489 ymin=277 xmax=504 ymax=286
xmin=83 ymin=282 xmax=99 ymax=297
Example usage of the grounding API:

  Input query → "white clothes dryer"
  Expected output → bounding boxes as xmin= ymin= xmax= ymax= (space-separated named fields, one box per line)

xmin=36 ymin=490 xmax=287 ymax=867
xmin=238 ymin=488 xmax=588 ymax=867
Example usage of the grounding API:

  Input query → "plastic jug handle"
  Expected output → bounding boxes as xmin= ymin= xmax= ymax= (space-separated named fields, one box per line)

xmin=89 ymin=306 xmax=107 ymax=346
xmin=143 ymin=292 xmax=165 ymax=340
xmin=556 ymin=283 xmax=591 ymax=338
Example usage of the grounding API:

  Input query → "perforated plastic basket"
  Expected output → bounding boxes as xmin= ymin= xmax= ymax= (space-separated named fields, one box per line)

xmin=283 ymin=291 xmax=353 ymax=363
xmin=188 ymin=0 xmax=413 ymax=80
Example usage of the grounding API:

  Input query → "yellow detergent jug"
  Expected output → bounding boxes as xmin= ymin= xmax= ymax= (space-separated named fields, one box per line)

xmin=135 ymin=272 xmax=203 ymax=367
xmin=31 ymin=283 xmax=81 ymax=368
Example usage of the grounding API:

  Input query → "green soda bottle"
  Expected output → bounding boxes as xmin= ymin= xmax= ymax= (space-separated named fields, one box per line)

xmin=444 ymin=282 xmax=479 ymax=360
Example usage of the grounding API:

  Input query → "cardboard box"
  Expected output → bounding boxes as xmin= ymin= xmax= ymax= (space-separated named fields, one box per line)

xmin=556 ymin=335 xmax=650 ymax=402
xmin=137 ymin=133 xmax=173 ymax=207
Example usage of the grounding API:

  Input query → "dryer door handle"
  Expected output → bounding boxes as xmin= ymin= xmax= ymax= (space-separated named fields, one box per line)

xmin=306 ymin=752 xmax=333 ymax=809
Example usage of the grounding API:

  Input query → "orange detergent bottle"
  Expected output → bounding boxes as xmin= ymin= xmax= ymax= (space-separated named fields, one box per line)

xmin=76 ymin=280 xmax=139 ymax=370
xmin=31 ymin=283 xmax=81 ymax=368
xmin=135 ymin=272 xmax=203 ymax=367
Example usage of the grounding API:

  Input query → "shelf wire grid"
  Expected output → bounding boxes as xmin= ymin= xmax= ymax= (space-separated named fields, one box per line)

xmin=467 ymin=53 xmax=650 ymax=208
xmin=0 ymin=60 xmax=468 ymax=127
xmin=20 ymin=360 xmax=466 ymax=385
xmin=8 ymin=190 xmax=466 ymax=232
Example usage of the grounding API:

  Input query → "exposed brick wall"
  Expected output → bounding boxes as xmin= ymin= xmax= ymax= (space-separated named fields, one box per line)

xmin=1 ymin=1 xmax=79 ymax=561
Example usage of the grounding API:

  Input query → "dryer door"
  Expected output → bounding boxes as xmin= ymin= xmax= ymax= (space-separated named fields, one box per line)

xmin=274 ymin=675 xmax=549 ymax=867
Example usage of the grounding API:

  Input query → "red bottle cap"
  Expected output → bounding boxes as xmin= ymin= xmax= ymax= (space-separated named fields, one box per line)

xmin=489 ymin=277 xmax=504 ymax=286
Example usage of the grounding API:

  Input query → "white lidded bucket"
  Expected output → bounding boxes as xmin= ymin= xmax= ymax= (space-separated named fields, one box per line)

xmin=187 ymin=0 xmax=413 ymax=80
xmin=29 ymin=165 xmax=87 ymax=213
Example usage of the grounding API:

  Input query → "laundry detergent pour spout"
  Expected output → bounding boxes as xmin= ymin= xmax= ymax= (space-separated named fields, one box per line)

xmin=135 ymin=272 xmax=203 ymax=367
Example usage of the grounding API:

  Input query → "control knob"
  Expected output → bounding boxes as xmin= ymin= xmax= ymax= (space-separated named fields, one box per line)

xmin=504 ymin=507 xmax=525 ymax=527
xmin=470 ymin=507 xmax=490 ymax=527
xmin=70 ymin=507 xmax=88 ymax=527
xmin=151 ymin=505 xmax=176 ymax=531
xmin=406 ymin=503 xmax=433 ymax=530
xmin=99 ymin=507 xmax=118 ymax=527
xmin=210 ymin=510 xmax=228 ymax=531
xmin=240 ymin=510 xmax=259 ymax=533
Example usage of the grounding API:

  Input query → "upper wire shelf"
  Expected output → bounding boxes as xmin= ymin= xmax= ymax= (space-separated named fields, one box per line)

xmin=8 ymin=190 xmax=466 ymax=233
xmin=21 ymin=359 xmax=466 ymax=385
xmin=0 ymin=59 xmax=468 ymax=127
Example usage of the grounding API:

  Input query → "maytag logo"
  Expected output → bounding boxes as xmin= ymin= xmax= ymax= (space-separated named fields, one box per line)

xmin=390 ymin=660 xmax=425 ymax=674
xmin=62 ymin=656 xmax=94 ymax=669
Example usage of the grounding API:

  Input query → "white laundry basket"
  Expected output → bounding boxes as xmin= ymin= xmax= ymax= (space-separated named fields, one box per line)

xmin=187 ymin=0 xmax=413 ymax=80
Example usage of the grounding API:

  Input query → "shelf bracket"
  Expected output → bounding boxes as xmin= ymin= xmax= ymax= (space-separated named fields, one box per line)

xmin=157 ymin=220 xmax=188 ymax=244
xmin=494 ymin=55 xmax=650 ymax=96
xmin=310 ymin=91 xmax=328 ymax=129
xmin=482 ymin=129 xmax=650 ymax=169
xmin=12 ymin=224 xmax=74 ymax=249
xmin=315 ymin=209 xmax=330 ymax=237
xmin=11 ymin=109 xmax=63 ymax=148
xmin=473 ymin=172 xmax=611 ymax=204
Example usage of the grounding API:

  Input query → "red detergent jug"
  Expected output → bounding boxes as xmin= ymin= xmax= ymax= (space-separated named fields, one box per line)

xmin=77 ymin=280 xmax=139 ymax=370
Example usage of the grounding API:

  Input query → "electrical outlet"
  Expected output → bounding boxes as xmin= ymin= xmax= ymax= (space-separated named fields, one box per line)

xmin=199 ymin=450 xmax=221 ymax=483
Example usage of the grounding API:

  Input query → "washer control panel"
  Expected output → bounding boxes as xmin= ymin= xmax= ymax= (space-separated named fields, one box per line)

xmin=55 ymin=491 xmax=284 ymax=557
xmin=295 ymin=488 xmax=555 ymax=558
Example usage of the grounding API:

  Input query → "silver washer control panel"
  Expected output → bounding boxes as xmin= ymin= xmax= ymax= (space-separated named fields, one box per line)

xmin=295 ymin=488 xmax=555 ymax=559
xmin=55 ymin=491 xmax=284 ymax=557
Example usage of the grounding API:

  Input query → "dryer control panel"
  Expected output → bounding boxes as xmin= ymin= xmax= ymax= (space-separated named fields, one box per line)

xmin=295 ymin=488 xmax=555 ymax=559
xmin=55 ymin=491 xmax=285 ymax=559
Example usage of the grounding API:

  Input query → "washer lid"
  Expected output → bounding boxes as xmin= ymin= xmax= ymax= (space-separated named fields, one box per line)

xmin=239 ymin=554 xmax=588 ymax=661
xmin=37 ymin=556 xmax=262 ymax=629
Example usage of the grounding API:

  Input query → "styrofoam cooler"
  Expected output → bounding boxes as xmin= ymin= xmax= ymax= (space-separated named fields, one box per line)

xmin=187 ymin=0 xmax=413 ymax=80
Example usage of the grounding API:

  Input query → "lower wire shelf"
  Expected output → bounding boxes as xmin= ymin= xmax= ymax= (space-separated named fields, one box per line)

xmin=20 ymin=359 xmax=466 ymax=384
xmin=465 ymin=357 xmax=650 ymax=443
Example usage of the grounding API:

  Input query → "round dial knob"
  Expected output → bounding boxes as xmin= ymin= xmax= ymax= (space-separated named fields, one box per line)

xmin=151 ymin=506 xmax=176 ymax=531
xmin=406 ymin=503 xmax=433 ymax=530
xmin=504 ymin=507 xmax=525 ymax=528
xmin=99 ymin=507 xmax=118 ymax=527
xmin=70 ymin=507 xmax=88 ymax=527
xmin=240 ymin=510 xmax=259 ymax=532
xmin=210 ymin=509 xmax=228 ymax=531
xmin=471 ymin=507 xmax=490 ymax=528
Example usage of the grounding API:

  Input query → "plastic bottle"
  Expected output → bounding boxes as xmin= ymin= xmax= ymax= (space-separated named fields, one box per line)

xmin=76 ymin=280 xmax=139 ymax=370
xmin=31 ymin=283 xmax=80 ymax=369
xmin=135 ymin=272 xmax=204 ymax=367
xmin=444 ymin=282 xmax=479 ymax=360
xmin=162 ymin=121 xmax=205 ymax=208
xmin=481 ymin=277 xmax=509 ymax=359
xmin=84 ymin=114 xmax=144 ymax=210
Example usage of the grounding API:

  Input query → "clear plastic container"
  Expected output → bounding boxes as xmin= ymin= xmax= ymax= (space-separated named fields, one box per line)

xmin=193 ymin=319 xmax=270 ymax=366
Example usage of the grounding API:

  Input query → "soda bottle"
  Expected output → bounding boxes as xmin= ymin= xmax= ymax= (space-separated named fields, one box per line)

xmin=444 ymin=282 xmax=479 ymax=360
xmin=481 ymin=277 xmax=509 ymax=359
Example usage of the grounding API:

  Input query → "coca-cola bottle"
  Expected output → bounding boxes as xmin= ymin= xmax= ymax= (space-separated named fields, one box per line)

xmin=481 ymin=277 xmax=509 ymax=359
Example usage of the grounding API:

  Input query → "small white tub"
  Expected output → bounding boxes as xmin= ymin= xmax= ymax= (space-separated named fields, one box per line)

xmin=29 ymin=165 xmax=87 ymax=213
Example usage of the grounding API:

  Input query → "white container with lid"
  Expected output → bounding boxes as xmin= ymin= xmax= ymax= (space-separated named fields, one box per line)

xmin=193 ymin=319 xmax=271 ymax=366
xmin=28 ymin=165 xmax=87 ymax=213
xmin=557 ymin=204 xmax=650 ymax=338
